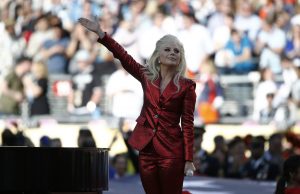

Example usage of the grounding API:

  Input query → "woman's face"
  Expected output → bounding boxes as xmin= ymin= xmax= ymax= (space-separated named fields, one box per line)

xmin=159 ymin=41 xmax=181 ymax=67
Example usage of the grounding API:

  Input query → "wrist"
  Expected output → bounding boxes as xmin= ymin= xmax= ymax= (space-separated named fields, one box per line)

xmin=98 ymin=31 xmax=105 ymax=39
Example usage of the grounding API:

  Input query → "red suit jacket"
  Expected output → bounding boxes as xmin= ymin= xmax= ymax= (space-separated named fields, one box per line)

xmin=98 ymin=34 xmax=196 ymax=161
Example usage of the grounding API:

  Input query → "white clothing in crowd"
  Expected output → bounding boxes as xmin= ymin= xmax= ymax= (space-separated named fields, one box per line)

xmin=178 ymin=24 xmax=213 ymax=73
xmin=106 ymin=68 xmax=143 ymax=119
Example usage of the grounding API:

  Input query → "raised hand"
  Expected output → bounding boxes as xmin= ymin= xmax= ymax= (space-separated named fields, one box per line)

xmin=78 ymin=18 xmax=104 ymax=38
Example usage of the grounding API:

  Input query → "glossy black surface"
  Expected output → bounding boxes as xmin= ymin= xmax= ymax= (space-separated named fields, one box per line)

xmin=0 ymin=147 xmax=109 ymax=193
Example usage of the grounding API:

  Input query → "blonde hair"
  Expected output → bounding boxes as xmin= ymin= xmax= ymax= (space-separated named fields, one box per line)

xmin=32 ymin=62 xmax=48 ymax=79
xmin=144 ymin=34 xmax=187 ymax=92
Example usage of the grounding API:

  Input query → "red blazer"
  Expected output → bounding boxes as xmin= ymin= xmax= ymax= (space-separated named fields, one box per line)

xmin=98 ymin=34 xmax=196 ymax=161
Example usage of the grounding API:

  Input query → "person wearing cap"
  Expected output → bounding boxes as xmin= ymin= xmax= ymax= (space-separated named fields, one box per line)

xmin=79 ymin=17 xmax=196 ymax=194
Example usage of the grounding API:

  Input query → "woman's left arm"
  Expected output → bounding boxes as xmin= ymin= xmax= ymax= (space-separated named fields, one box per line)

xmin=181 ymin=81 xmax=197 ymax=173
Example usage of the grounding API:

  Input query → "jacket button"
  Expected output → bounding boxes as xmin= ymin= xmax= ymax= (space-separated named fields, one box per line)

xmin=154 ymin=114 xmax=158 ymax=118
xmin=153 ymin=128 xmax=157 ymax=132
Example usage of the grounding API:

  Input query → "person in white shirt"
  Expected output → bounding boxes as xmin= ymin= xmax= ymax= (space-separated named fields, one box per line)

xmin=105 ymin=60 xmax=143 ymax=119
xmin=177 ymin=11 xmax=213 ymax=78
xmin=234 ymin=0 xmax=262 ymax=41
xmin=255 ymin=15 xmax=286 ymax=74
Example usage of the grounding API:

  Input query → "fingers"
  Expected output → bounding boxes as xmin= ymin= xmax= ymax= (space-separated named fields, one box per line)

xmin=78 ymin=18 xmax=90 ymax=25
xmin=78 ymin=18 xmax=88 ymax=22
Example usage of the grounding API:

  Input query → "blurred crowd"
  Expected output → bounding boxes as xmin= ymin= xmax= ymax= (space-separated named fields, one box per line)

xmin=1 ymin=1 xmax=300 ymax=126
xmin=4 ymin=120 xmax=300 ymax=183
xmin=2 ymin=1 xmax=300 ymax=189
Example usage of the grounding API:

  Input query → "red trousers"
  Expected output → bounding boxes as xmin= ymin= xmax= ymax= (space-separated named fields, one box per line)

xmin=139 ymin=142 xmax=185 ymax=194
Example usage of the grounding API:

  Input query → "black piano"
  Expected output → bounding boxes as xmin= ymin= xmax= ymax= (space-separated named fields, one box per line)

xmin=0 ymin=147 xmax=109 ymax=194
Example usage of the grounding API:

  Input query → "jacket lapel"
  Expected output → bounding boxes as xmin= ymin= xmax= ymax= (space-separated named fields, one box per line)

xmin=147 ymin=75 xmax=182 ymax=104
xmin=160 ymin=78 xmax=178 ymax=103
xmin=147 ymin=77 xmax=161 ymax=106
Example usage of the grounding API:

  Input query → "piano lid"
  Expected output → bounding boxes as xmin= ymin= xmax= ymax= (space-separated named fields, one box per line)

xmin=0 ymin=147 xmax=109 ymax=192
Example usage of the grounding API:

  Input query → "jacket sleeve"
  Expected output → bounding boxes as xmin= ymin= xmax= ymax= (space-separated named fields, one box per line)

xmin=181 ymin=81 xmax=196 ymax=161
xmin=97 ymin=33 xmax=143 ymax=82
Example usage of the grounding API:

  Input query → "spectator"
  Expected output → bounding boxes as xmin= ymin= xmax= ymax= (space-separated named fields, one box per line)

xmin=22 ymin=61 xmax=50 ymax=116
xmin=253 ymin=67 xmax=278 ymax=122
xmin=211 ymin=135 xmax=227 ymax=173
xmin=207 ymin=0 xmax=234 ymax=35
xmin=291 ymin=65 xmax=300 ymax=108
xmin=51 ymin=138 xmax=62 ymax=147
xmin=77 ymin=128 xmax=96 ymax=148
xmin=273 ymin=93 xmax=298 ymax=131
xmin=275 ymin=10 xmax=292 ymax=33
xmin=40 ymin=135 xmax=62 ymax=147
xmin=112 ymin=19 xmax=142 ymax=63
xmin=1 ymin=128 xmax=16 ymax=146
xmin=39 ymin=16 xmax=70 ymax=74
xmin=258 ymin=92 xmax=277 ymax=124
xmin=110 ymin=153 xmax=130 ymax=179
xmin=264 ymin=133 xmax=284 ymax=170
xmin=39 ymin=135 xmax=52 ymax=147
xmin=212 ymin=12 xmax=235 ymax=52
xmin=105 ymin=60 xmax=143 ymax=119
xmin=137 ymin=10 xmax=170 ymax=63
xmin=255 ymin=13 xmax=286 ymax=74
xmin=242 ymin=136 xmax=280 ymax=181
xmin=258 ymin=0 xmax=277 ymax=20
xmin=274 ymin=57 xmax=298 ymax=107
xmin=193 ymin=126 xmax=220 ymax=177
xmin=196 ymin=61 xmax=223 ymax=124
xmin=14 ymin=131 xmax=34 ymax=147
xmin=285 ymin=24 xmax=300 ymax=67
xmin=0 ymin=19 xmax=26 ymax=77
xmin=0 ymin=56 xmax=32 ymax=115
xmin=66 ymin=23 xmax=95 ymax=74
xmin=223 ymin=136 xmax=247 ymax=178
xmin=234 ymin=0 xmax=262 ymax=41
xmin=67 ymin=49 xmax=102 ymax=119
xmin=215 ymin=28 xmax=255 ymax=74
xmin=275 ymin=155 xmax=300 ymax=194
xmin=93 ymin=14 xmax=118 ymax=78
xmin=190 ymin=0 xmax=216 ymax=25
xmin=177 ymin=7 xmax=213 ymax=79
xmin=25 ymin=14 xmax=53 ymax=61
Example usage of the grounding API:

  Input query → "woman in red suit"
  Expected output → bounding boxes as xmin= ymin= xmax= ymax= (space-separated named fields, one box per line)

xmin=79 ymin=18 xmax=196 ymax=194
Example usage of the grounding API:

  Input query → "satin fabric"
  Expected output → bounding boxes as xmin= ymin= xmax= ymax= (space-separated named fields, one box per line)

xmin=98 ymin=34 xmax=196 ymax=194
xmin=98 ymin=34 xmax=196 ymax=162
xmin=139 ymin=141 xmax=185 ymax=194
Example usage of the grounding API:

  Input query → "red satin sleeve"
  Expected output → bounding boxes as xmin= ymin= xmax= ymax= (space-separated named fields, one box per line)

xmin=97 ymin=33 xmax=144 ymax=82
xmin=181 ymin=82 xmax=196 ymax=161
